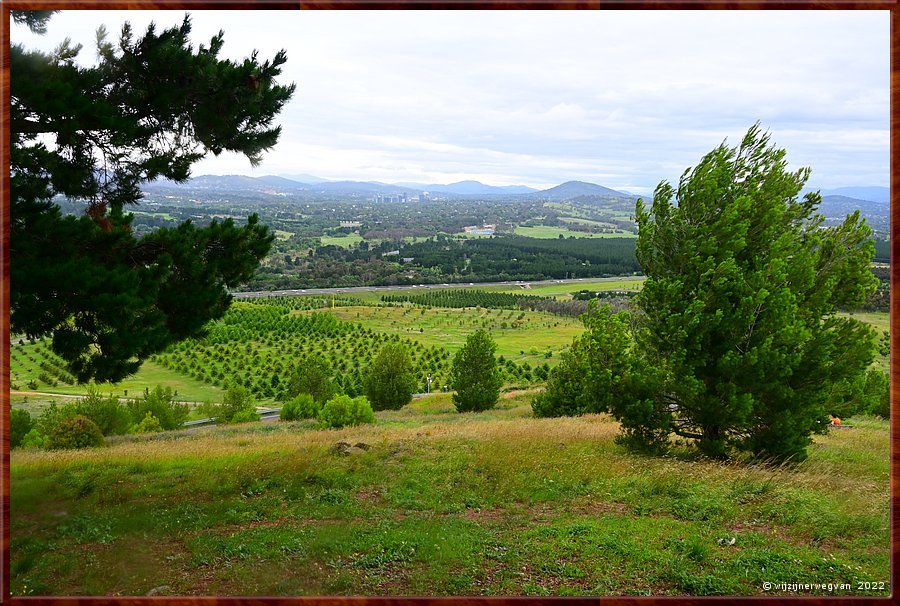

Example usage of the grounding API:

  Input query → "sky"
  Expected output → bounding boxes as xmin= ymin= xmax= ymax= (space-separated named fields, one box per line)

xmin=11 ymin=9 xmax=890 ymax=195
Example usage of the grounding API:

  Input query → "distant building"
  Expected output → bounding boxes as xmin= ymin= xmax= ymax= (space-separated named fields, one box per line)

xmin=339 ymin=221 xmax=362 ymax=228
xmin=373 ymin=193 xmax=408 ymax=203
xmin=463 ymin=224 xmax=496 ymax=235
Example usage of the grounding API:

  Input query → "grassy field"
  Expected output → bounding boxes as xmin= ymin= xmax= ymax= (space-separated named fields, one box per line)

xmin=10 ymin=342 xmax=224 ymax=404
xmin=10 ymin=394 xmax=889 ymax=596
xmin=319 ymin=305 xmax=583 ymax=366
xmin=513 ymin=226 xmax=636 ymax=239
xmin=321 ymin=233 xmax=364 ymax=248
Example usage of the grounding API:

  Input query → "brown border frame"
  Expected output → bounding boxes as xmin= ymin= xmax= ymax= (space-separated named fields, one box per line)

xmin=0 ymin=1 xmax=896 ymax=604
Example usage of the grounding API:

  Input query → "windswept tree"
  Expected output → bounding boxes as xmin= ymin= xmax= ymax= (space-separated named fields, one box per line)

xmin=622 ymin=124 xmax=877 ymax=461
xmin=10 ymin=11 xmax=295 ymax=382
xmin=450 ymin=329 xmax=502 ymax=413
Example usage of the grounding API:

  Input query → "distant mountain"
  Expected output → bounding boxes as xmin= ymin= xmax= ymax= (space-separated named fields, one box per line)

xmin=820 ymin=186 xmax=889 ymax=204
xmin=256 ymin=175 xmax=310 ymax=190
xmin=819 ymin=194 xmax=889 ymax=217
xmin=278 ymin=173 xmax=330 ymax=184
xmin=534 ymin=181 xmax=635 ymax=200
xmin=392 ymin=180 xmax=537 ymax=195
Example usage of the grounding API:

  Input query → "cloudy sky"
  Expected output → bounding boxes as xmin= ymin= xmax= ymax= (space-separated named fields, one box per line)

xmin=12 ymin=9 xmax=889 ymax=194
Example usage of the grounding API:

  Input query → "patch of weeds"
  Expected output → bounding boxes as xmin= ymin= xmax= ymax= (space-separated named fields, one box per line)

xmin=665 ymin=536 xmax=710 ymax=563
xmin=349 ymin=540 xmax=417 ymax=570
xmin=56 ymin=513 xmax=114 ymax=544
xmin=727 ymin=476 xmax=778 ymax=504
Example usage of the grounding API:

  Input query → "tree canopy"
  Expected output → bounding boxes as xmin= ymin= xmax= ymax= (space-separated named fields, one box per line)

xmin=624 ymin=124 xmax=877 ymax=461
xmin=10 ymin=11 xmax=295 ymax=382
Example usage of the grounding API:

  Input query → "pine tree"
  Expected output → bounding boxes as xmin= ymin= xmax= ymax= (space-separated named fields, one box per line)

xmin=364 ymin=343 xmax=417 ymax=411
xmin=628 ymin=124 xmax=877 ymax=461
xmin=10 ymin=11 xmax=294 ymax=382
xmin=450 ymin=329 xmax=502 ymax=412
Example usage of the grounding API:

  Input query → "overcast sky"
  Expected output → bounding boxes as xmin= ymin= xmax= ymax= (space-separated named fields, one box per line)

xmin=12 ymin=10 xmax=889 ymax=194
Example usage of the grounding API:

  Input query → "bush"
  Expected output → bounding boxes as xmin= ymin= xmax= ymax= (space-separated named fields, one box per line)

xmin=76 ymin=389 xmax=133 ymax=435
xmin=127 ymin=386 xmax=189 ymax=430
xmin=281 ymin=393 xmax=319 ymax=421
xmin=230 ymin=408 xmax=262 ymax=424
xmin=130 ymin=412 xmax=163 ymax=434
xmin=20 ymin=428 xmax=47 ymax=449
xmin=318 ymin=395 xmax=376 ymax=429
xmin=10 ymin=409 xmax=34 ymax=449
xmin=46 ymin=415 xmax=105 ymax=450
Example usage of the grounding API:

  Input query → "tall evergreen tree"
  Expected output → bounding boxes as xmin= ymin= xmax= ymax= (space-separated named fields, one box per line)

xmin=626 ymin=124 xmax=877 ymax=461
xmin=10 ymin=11 xmax=295 ymax=382
xmin=450 ymin=329 xmax=502 ymax=413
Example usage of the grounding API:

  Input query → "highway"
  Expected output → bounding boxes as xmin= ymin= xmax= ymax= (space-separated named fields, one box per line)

xmin=232 ymin=275 xmax=644 ymax=299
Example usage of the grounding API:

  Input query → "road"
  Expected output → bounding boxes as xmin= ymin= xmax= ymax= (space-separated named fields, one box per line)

xmin=232 ymin=275 xmax=644 ymax=299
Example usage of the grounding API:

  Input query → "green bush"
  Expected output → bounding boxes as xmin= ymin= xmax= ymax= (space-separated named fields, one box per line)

xmin=20 ymin=428 xmax=47 ymax=449
xmin=46 ymin=415 xmax=105 ymax=450
xmin=230 ymin=408 xmax=261 ymax=424
xmin=76 ymin=389 xmax=133 ymax=435
xmin=281 ymin=393 xmax=319 ymax=421
xmin=318 ymin=395 xmax=375 ymax=429
xmin=130 ymin=412 xmax=163 ymax=434
xmin=10 ymin=409 xmax=34 ymax=449
xmin=127 ymin=386 xmax=189 ymax=430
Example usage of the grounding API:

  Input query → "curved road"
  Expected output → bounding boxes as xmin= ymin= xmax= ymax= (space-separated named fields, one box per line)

xmin=233 ymin=275 xmax=644 ymax=299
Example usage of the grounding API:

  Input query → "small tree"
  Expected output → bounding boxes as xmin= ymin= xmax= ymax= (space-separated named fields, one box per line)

xmin=219 ymin=385 xmax=260 ymax=423
xmin=450 ymin=329 xmax=502 ymax=412
xmin=127 ymin=385 xmax=189 ymax=430
xmin=10 ymin=409 xmax=34 ymax=449
xmin=364 ymin=343 xmax=417 ymax=411
xmin=287 ymin=353 xmax=338 ymax=404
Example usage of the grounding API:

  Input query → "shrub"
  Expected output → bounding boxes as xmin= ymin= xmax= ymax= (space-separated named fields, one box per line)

xmin=281 ymin=393 xmax=319 ymax=421
xmin=318 ymin=395 xmax=375 ymax=429
xmin=20 ymin=428 xmax=47 ymax=449
xmin=10 ymin=409 xmax=33 ymax=449
xmin=130 ymin=412 xmax=163 ymax=434
xmin=46 ymin=415 xmax=105 ymax=450
xmin=76 ymin=389 xmax=133 ymax=435
xmin=127 ymin=386 xmax=189 ymax=430
xmin=230 ymin=408 xmax=262 ymax=424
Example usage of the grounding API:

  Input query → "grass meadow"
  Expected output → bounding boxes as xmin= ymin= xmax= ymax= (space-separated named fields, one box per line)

xmin=10 ymin=393 xmax=890 ymax=596
xmin=9 ymin=283 xmax=891 ymax=596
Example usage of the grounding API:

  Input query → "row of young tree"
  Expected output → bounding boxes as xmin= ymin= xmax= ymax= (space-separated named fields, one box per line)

xmin=533 ymin=126 xmax=887 ymax=463
xmin=280 ymin=328 xmax=505 ymax=419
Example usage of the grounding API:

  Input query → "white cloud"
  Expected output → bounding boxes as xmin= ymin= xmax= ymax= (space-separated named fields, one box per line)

xmin=11 ymin=9 xmax=889 ymax=189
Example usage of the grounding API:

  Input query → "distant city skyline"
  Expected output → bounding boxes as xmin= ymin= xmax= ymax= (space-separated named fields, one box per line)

xmin=12 ymin=10 xmax=890 ymax=196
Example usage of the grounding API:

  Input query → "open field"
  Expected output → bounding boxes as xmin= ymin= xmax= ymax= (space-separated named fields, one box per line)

xmin=10 ymin=343 xmax=224 ymax=403
xmin=321 ymin=233 xmax=364 ymax=248
xmin=514 ymin=226 xmax=636 ymax=239
xmin=321 ymin=305 xmax=583 ymax=365
xmin=11 ymin=394 xmax=889 ymax=597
